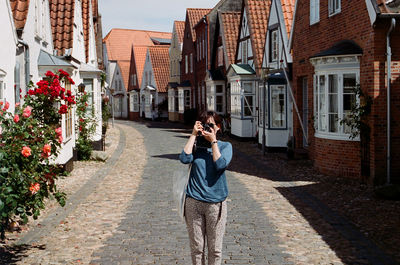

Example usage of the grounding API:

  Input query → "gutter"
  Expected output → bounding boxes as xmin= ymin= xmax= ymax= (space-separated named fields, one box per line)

xmin=386 ymin=18 xmax=396 ymax=185
xmin=17 ymin=39 xmax=30 ymax=93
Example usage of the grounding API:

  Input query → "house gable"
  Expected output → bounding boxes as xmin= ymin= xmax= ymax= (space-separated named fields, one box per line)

xmin=262 ymin=0 xmax=294 ymax=69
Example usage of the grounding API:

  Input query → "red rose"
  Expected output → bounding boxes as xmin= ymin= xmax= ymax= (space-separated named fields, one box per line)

xmin=29 ymin=183 xmax=40 ymax=195
xmin=21 ymin=146 xmax=32 ymax=157
xmin=55 ymin=127 xmax=62 ymax=136
xmin=13 ymin=114 xmax=20 ymax=123
xmin=23 ymin=106 xmax=32 ymax=118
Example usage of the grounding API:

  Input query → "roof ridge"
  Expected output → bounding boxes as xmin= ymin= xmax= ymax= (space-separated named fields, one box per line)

xmin=187 ymin=8 xmax=213 ymax=10
xmin=107 ymin=28 xmax=171 ymax=34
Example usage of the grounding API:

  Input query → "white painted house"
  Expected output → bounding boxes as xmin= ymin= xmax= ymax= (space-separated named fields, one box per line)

xmin=257 ymin=0 xmax=295 ymax=148
xmin=227 ymin=0 xmax=268 ymax=138
xmin=140 ymin=46 xmax=170 ymax=119
xmin=0 ymin=0 xmax=18 ymax=112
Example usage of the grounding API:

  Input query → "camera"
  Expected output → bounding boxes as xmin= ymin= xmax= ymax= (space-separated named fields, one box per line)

xmin=196 ymin=123 xmax=213 ymax=148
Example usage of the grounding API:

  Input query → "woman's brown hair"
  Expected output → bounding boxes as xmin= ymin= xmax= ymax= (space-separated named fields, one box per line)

xmin=198 ymin=111 xmax=222 ymax=125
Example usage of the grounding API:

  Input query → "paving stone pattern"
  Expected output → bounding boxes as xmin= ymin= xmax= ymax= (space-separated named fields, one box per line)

xmin=4 ymin=120 xmax=398 ymax=265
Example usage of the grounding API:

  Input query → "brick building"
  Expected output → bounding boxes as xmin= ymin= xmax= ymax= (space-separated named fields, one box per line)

xmin=179 ymin=8 xmax=211 ymax=122
xmin=291 ymin=0 xmax=400 ymax=184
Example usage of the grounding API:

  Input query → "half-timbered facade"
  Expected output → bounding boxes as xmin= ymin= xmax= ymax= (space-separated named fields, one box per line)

xmin=257 ymin=0 xmax=295 ymax=148
xmin=228 ymin=0 xmax=269 ymax=138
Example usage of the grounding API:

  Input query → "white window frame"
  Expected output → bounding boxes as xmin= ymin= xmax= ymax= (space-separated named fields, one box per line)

xmin=329 ymin=0 xmax=341 ymax=16
xmin=269 ymin=85 xmax=287 ymax=129
xmin=310 ymin=0 xmax=320 ymax=25
xmin=270 ymin=29 xmax=279 ymax=62
xmin=190 ymin=53 xmax=193 ymax=73
xmin=0 ymin=81 xmax=4 ymax=101
xmin=185 ymin=55 xmax=188 ymax=74
xmin=314 ymin=70 xmax=359 ymax=141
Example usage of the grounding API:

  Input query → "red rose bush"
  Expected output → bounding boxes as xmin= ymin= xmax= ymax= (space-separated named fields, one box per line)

xmin=0 ymin=70 xmax=75 ymax=240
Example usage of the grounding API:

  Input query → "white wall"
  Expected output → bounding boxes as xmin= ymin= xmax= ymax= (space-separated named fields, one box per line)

xmin=71 ymin=0 xmax=86 ymax=63
xmin=0 ymin=1 xmax=17 ymax=112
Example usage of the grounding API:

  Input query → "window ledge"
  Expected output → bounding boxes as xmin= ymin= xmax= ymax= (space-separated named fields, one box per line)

xmin=329 ymin=10 xmax=341 ymax=17
xmin=315 ymin=131 xmax=359 ymax=141
xmin=310 ymin=20 xmax=320 ymax=26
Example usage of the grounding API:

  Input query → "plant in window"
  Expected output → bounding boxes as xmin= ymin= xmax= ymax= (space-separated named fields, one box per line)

xmin=340 ymin=84 xmax=372 ymax=140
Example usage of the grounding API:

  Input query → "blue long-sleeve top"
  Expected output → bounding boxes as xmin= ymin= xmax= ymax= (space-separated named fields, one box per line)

xmin=179 ymin=141 xmax=233 ymax=203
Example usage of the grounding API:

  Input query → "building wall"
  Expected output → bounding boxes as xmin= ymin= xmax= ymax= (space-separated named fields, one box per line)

xmin=195 ymin=22 xmax=208 ymax=113
xmin=0 ymin=1 xmax=17 ymax=112
xmin=181 ymin=15 xmax=197 ymax=110
xmin=169 ymin=24 xmax=182 ymax=85
xmin=292 ymin=0 xmax=400 ymax=183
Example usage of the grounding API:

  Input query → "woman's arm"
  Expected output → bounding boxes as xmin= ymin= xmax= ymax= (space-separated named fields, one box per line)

xmin=183 ymin=121 xmax=202 ymax=154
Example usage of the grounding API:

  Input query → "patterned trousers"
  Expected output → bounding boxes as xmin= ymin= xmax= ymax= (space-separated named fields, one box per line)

xmin=184 ymin=196 xmax=227 ymax=265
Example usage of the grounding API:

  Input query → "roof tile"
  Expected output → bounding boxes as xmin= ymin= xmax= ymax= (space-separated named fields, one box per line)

xmin=220 ymin=11 xmax=241 ymax=66
xmin=148 ymin=46 xmax=170 ymax=93
xmin=187 ymin=8 xmax=212 ymax=41
xmin=174 ymin=20 xmax=185 ymax=44
xmin=245 ymin=0 xmax=270 ymax=70
xmin=132 ymin=46 xmax=148 ymax=88
xmin=9 ymin=0 xmax=30 ymax=30
xmin=103 ymin=28 xmax=171 ymax=90
xmin=49 ymin=0 xmax=75 ymax=55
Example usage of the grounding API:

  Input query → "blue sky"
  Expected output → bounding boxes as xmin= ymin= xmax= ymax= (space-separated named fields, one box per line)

xmin=99 ymin=0 xmax=219 ymax=36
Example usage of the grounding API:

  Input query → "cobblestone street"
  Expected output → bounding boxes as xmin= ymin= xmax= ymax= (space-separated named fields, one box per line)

xmin=1 ymin=120 xmax=398 ymax=265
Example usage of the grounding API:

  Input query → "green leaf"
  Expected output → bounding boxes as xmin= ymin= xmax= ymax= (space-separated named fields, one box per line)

xmin=0 ymin=168 xmax=8 ymax=174
xmin=0 ymin=199 xmax=3 ymax=211
xmin=16 ymin=207 xmax=24 ymax=213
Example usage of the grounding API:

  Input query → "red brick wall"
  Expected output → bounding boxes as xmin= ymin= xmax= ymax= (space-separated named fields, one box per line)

xmin=195 ymin=22 xmax=208 ymax=112
xmin=292 ymin=0 xmax=381 ymax=180
xmin=181 ymin=17 xmax=197 ymax=110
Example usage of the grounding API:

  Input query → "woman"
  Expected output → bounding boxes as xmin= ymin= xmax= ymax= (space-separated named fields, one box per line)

xmin=179 ymin=111 xmax=233 ymax=265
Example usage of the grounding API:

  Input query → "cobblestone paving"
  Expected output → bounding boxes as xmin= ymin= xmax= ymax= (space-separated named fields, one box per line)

xmin=2 ymin=120 xmax=398 ymax=265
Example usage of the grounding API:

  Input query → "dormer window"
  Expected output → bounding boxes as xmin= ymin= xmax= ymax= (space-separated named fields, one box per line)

xmin=329 ymin=0 xmax=341 ymax=16
xmin=269 ymin=29 xmax=278 ymax=62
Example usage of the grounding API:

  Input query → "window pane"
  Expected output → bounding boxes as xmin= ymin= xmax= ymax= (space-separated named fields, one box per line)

xmin=216 ymin=85 xmax=223 ymax=93
xmin=216 ymin=96 xmax=223 ymax=113
xmin=244 ymin=95 xmax=253 ymax=116
xmin=243 ymin=82 xmax=253 ymax=93
xmin=329 ymin=114 xmax=338 ymax=132
xmin=328 ymin=74 xmax=338 ymax=93
xmin=329 ymin=94 xmax=338 ymax=112
xmin=271 ymin=85 xmax=286 ymax=128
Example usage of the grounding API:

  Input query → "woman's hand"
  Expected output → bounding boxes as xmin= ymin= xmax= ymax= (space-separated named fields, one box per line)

xmin=201 ymin=127 xmax=217 ymax=143
xmin=192 ymin=121 xmax=203 ymax=136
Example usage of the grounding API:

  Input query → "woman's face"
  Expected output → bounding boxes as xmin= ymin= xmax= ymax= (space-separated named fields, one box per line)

xmin=206 ymin=117 xmax=219 ymax=134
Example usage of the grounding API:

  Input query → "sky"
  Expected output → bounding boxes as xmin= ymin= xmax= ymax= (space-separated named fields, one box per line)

xmin=99 ymin=0 xmax=220 ymax=37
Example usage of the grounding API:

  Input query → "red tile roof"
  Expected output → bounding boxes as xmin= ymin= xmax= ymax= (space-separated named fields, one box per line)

xmin=220 ymin=11 xmax=241 ymax=66
xmin=281 ymin=0 xmax=295 ymax=37
xmin=82 ymin=0 xmax=91 ymax=63
xmin=132 ymin=46 xmax=148 ymax=89
xmin=187 ymin=8 xmax=212 ymax=41
xmin=174 ymin=20 xmax=185 ymax=44
xmin=148 ymin=46 xmax=170 ymax=93
xmin=119 ymin=60 xmax=131 ymax=91
xmin=49 ymin=0 xmax=75 ymax=56
xmin=103 ymin=28 xmax=172 ymax=61
xmin=103 ymin=29 xmax=171 ymax=90
xmin=245 ymin=0 xmax=270 ymax=71
xmin=9 ymin=0 xmax=30 ymax=30
xmin=91 ymin=0 xmax=98 ymax=18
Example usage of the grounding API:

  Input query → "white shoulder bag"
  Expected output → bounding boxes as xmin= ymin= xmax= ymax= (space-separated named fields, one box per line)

xmin=173 ymin=164 xmax=192 ymax=221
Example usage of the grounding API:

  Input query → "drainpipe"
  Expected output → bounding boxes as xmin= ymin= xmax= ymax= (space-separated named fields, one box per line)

xmin=17 ymin=39 xmax=30 ymax=94
xmin=386 ymin=18 xmax=395 ymax=185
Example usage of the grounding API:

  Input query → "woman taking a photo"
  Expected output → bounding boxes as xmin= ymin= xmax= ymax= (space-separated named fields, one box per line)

xmin=179 ymin=111 xmax=233 ymax=265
